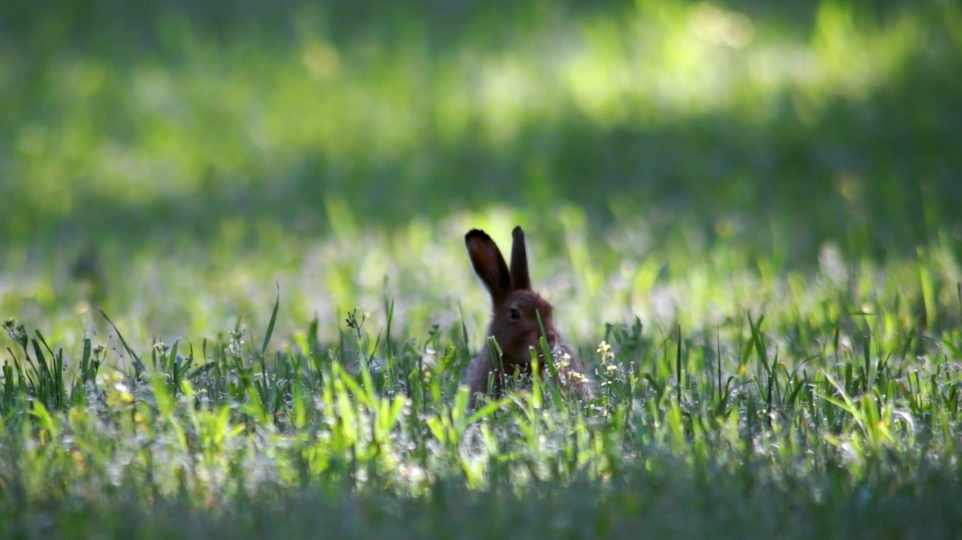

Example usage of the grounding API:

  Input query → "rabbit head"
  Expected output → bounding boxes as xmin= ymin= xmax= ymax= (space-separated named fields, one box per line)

xmin=465 ymin=226 xmax=557 ymax=369
xmin=463 ymin=226 xmax=593 ymax=400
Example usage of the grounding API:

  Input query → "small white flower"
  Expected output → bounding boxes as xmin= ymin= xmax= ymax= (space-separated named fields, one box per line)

xmin=596 ymin=341 xmax=615 ymax=363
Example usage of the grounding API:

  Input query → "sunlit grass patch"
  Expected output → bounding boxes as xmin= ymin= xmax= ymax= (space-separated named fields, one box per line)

xmin=1 ymin=232 xmax=962 ymax=537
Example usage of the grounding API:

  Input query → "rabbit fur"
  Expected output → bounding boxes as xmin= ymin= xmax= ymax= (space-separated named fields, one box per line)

xmin=461 ymin=226 xmax=594 ymax=404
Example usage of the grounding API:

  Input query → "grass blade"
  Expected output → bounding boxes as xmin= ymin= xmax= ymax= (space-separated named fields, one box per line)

xmin=261 ymin=283 xmax=281 ymax=357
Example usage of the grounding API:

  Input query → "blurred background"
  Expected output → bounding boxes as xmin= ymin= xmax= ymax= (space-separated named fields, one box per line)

xmin=1 ymin=0 xmax=960 ymax=350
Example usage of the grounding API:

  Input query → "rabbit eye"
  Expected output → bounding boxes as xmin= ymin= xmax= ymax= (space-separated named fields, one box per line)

xmin=509 ymin=308 xmax=521 ymax=320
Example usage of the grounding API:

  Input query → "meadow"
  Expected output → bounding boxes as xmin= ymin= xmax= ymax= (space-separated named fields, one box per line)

xmin=2 ymin=0 xmax=962 ymax=537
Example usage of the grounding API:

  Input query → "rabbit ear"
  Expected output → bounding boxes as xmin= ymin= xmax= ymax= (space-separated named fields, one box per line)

xmin=509 ymin=226 xmax=531 ymax=291
xmin=465 ymin=229 xmax=511 ymax=304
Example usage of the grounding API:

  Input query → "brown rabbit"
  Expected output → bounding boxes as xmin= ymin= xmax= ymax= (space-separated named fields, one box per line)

xmin=461 ymin=226 xmax=594 ymax=403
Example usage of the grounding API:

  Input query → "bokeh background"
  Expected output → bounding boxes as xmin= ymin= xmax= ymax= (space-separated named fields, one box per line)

xmin=1 ymin=0 xmax=960 ymax=350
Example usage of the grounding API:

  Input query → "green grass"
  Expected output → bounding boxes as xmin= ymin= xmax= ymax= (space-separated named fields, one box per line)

xmin=3 ymin=0 xmax=962 ymax=537
xmin=3 ymin=0 xmax=961 ymax=250
xmin=3 ymin=241 xmax=962 ymax=538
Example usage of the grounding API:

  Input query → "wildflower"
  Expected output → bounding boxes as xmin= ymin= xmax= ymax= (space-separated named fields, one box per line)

xmin=3 ymin=318 xmax=28 ymax=348
xmin=226 ymin=328 xmax=246 ymax=360
xmin=597 ymin=340 xmax=619 ymax=373
xmin=554 ymin=351 xmax=571 ymax=372
xmin=597 ymin=341 xmax=614 ymax=363
xmin=551 ymin=350 xmax=573 ymax=386
xmin=344 ymin=308 xmax=370 ymax=332
xmin=97 ymin=370 xmax=135 ymax=407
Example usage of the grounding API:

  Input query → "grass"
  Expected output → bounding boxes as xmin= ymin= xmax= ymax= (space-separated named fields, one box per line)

xmin=3 ymin=0 xmax=962 ymax=537
xmin=2 ymin=235 xmax=962 ymax=538
xmin=3 ymin=0 xmax=961 ymax=248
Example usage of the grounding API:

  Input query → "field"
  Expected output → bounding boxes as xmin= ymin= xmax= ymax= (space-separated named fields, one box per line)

xmin=2 ymin=0 xmax=962 ymax=537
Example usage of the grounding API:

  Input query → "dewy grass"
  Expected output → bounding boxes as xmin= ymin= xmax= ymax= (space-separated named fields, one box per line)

xmin=2 ymin=242 xmax=962 ymax=538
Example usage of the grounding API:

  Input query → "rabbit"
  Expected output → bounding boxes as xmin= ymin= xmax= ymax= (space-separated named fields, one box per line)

xmin=461 ymin=226 xmax=594 ymax=404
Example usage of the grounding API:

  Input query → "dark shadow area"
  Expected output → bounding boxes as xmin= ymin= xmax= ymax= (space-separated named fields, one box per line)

xmin=1 ymin=0 xmax=959 ymax=266
xmin=0 ymin=0 xmax=922 ymax=55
